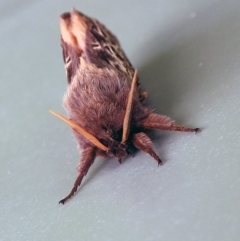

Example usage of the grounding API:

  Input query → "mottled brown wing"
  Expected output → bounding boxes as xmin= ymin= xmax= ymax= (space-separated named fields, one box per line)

xmin=60 ymin=9 xmax=135 ymax=82
xmin=83 ymin=15 xmax=135 ymax=77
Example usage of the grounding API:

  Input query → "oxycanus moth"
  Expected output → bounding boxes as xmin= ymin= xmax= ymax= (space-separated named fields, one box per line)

xmin=50 ymin=9 xmax=200 ymax=204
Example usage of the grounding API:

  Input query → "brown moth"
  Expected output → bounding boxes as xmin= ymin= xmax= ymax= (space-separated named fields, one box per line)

xmin=50 ymin=9 xmax=200 ymax=204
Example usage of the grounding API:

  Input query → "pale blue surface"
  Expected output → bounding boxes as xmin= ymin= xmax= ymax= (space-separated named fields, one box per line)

xmin=1 ymin=1 xmax=240 ymax=240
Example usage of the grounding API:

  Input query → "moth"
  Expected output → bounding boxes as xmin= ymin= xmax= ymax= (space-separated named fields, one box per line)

xmin=50 ymin=9 xmax=200 ymax=204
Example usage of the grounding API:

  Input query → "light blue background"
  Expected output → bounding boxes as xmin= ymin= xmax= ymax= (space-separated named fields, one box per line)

xmin=1 ymin=1 xmax=239 ymax=240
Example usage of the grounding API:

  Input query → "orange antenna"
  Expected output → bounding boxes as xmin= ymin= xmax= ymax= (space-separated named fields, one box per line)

xmin=121 ymin=70 xmax=138 ymax=143
xmin=50 ymin=110 xmax=109 ymax=151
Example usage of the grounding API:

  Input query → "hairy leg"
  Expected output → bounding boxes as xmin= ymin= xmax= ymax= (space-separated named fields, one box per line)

xmin=59 ymin=146 xmax=96 ymax=204
xmin=141 ymin=113 xmax=200 ymax=133
xmin=133 ymin=132 xmax=162 ymax=165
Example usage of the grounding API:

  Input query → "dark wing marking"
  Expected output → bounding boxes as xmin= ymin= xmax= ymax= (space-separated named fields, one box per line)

xmin=84 ymin=17 xmax=134 ymax=77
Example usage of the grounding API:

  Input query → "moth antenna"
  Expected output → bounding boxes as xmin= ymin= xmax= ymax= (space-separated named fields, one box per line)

xmin=49 ymin=110 xmax=109 ymax=151
xmin=121 ymin=69 xmax=138 ymax=143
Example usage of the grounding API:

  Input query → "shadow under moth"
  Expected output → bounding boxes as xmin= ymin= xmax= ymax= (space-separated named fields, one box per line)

xmin=50 ymin=9 xmax=200 ymax=204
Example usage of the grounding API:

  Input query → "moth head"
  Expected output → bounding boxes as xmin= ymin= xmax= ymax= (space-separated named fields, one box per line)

xmin=106 ymin=141 xmax=128 ymax=161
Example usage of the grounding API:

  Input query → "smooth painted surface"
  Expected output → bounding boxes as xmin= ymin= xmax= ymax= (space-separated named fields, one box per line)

xmin=1 ymin=1 xmax=239 ymax=240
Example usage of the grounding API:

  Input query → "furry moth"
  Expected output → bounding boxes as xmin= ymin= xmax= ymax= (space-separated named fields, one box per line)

xmin=50 ymin=9 xmax=200 ymax=204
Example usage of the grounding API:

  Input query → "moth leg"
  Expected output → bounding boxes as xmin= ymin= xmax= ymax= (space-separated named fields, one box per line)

xmin=142 ymin=113 xmax=200 ymax=133
xmin=59 ymin=146 xmax=97 ymax=204
xmin=132 ymin=132 xmax=162 ymax=166
xmin=160 ymin=125 xmax=200 ymax=133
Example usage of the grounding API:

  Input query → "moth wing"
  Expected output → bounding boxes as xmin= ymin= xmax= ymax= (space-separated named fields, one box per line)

xmin=60 ymin=10 xmax=146 ymax=100
xmin=60 ymin=10 xmax=134 ymax=78
xmin=83 ymin=15 xmax=135 ymax=76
